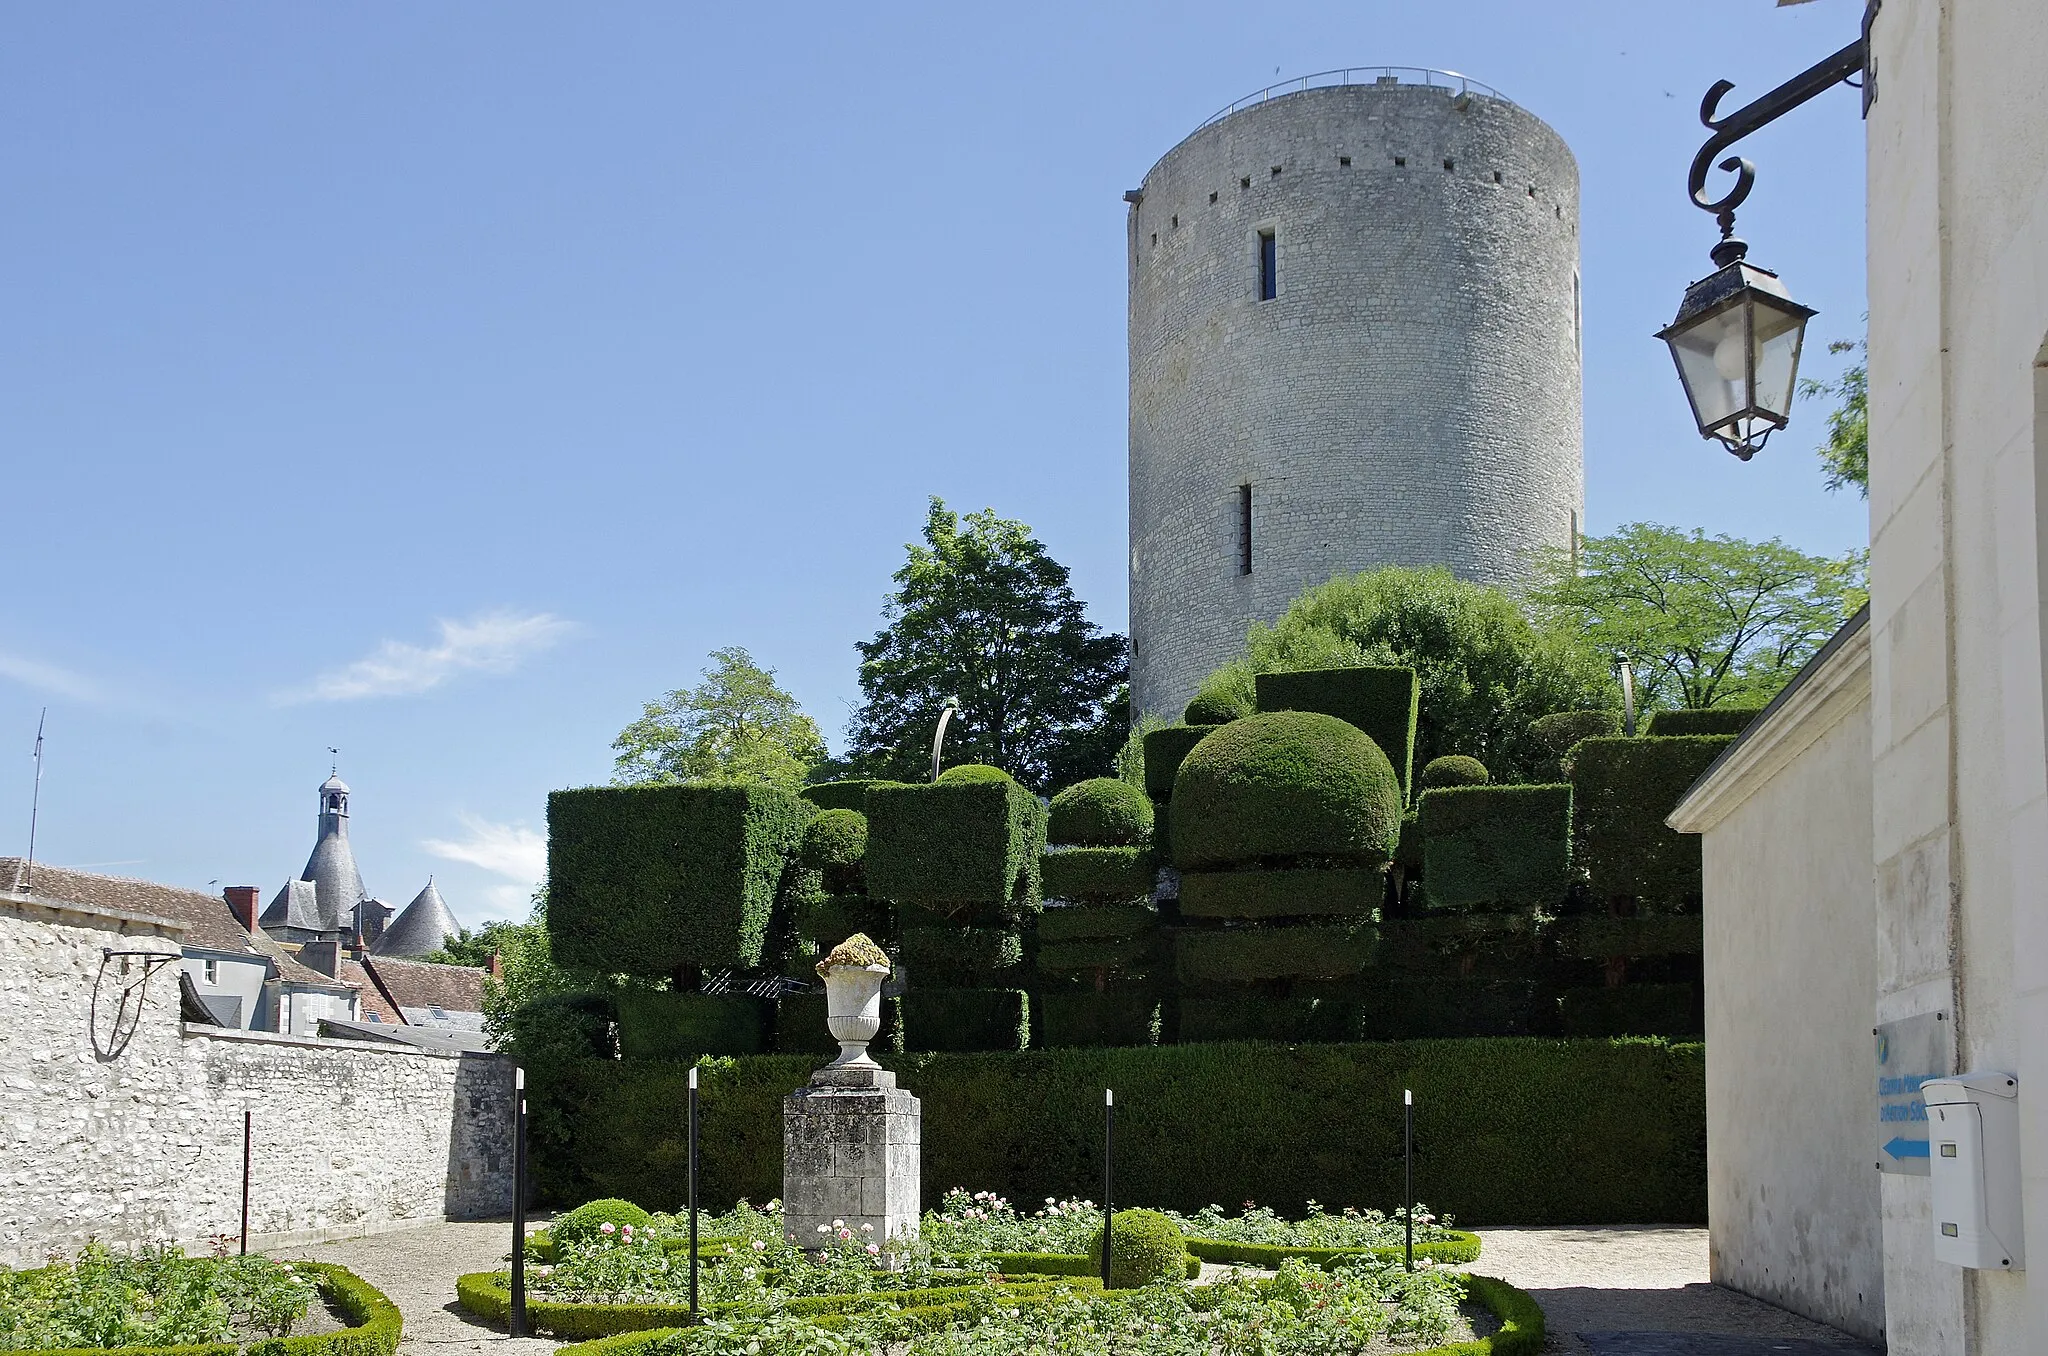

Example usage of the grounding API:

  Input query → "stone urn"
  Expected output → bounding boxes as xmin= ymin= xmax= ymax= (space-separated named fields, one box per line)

xmin=816 ymin=934 xmax=892 ymax=1070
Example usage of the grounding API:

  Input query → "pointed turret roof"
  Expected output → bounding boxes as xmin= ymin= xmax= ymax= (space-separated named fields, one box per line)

xmin=372 ymin=878 xmax=461 ymax=957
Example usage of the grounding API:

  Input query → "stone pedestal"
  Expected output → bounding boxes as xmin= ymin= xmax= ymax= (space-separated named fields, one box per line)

xmin=781 ymin=1063 xmax=920 ymax=1256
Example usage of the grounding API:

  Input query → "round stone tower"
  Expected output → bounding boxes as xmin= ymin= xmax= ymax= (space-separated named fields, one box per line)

xmin=1128 ymin=70 xmax=1584 ymax=717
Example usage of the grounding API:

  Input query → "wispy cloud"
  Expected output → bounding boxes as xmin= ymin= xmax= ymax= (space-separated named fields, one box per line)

xmin=422 ymin=813 xmax=546 ymax=920
xmin=279 ymin=609 xmax=572 ymax=704
xmin=0 ymin=651 xmax=107 ymax=703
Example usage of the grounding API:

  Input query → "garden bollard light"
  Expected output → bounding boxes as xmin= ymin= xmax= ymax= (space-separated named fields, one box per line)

xmin=1404 ymin=1088 xmax=1414 ymax=1273
xmin=689 ymin=1064 xmax=700 ymax=1321
xmin=511 ymin=1066 xmax=528 ymax=1337
xmin=240 ymin=1109 xmax=251 ymax=1256
xmin=1102 ymin=1088 xmax=1114 ymax=1290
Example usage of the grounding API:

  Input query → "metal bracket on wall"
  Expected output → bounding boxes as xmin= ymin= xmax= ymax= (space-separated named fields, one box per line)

xmin=93 ymin=947 xmax=178 ymax=1061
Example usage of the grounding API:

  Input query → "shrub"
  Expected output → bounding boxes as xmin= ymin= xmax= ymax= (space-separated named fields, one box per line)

xmin=1526 ymin=711 xmax=1621 ymax=781
xmin=1558 ymin=983 xmax=1703 ymax=1037
xmin=937 ymin=763 xmax=1015 ymax=784
xmin=1551 ymin=915 xmax=1702 ymax=959
xmin=1394 ymin=811 xmax=1423 ymax=872
xmin=526 ymin=1037 xmax=1707 ymax=1225
xmin=1176 ymin=868 xmax=1380 ymax=919
xmin=554 ymin=1199 xmax=654 ymax=1248
xmin=800 ymin=780 xmax=902 ymax=814
xmin=1177 ymin=995 xmax=1362 ymax=1044
xmin=614 ymin=992 xmax=771 ymax=1061
xmin=1183 ymin=689 xmax=1253 ymax=726
xmin=1086 ymin=1209 xmax=1188 ymax=1289
xmin=1356 ymin=978 xmax=1542 ymax=1040
xmin=1418 ymin=785 xmax=1573 ymax=914
xmin=866 ymin=779 xmax=1046 ymax=918
xmin=1036 ymin=992 xmax=1158 ymax=1048
xmin=505 ymin=991 xmax=618 ymax=1060
xmin=1644 ymin=706 xmax=1764 ymax=737
xmin=900 ymin=988 xmax=1029 ymax=1052
xmin=1175 ymin=923 xmax=1376 ymax=984
xmin=775 ymin=990 xmax=899 ymax=1055
xmin=1036 ymin=902 xmax=1155 ymax=943
xmin=1047 ymin=778 xmax=1153 ymax=847
xmin=1035 ymin=936 xmax=1152 ymax=971
xmin=1253 ymin=667 xmax=1420 ymax=798
xmin=239 ymin=1264 xmax=401 ymax=1356
xmin=1041 ymin=846 xmax=1154 ymax=903
xmin=1170 ymin=712 xmax=1403 ymax=870
xmin=1141 ymin=726 xmax=1211 ymax=801
xmin=799 ymin=809 xmax=867 ymax=872
xmin=547 ymin=784 xmax=814 ymax=974
xmin=1182 ymin=1232 xmax=1482 ymax=1269
xmin=1571 ymin=736 xmax=1736 ymax=906
xmin=900 ymin=926 xmax=1024 ymax=984
xmin=1420 ymin=755 xmax=1490 ymax=789
xmin=794 ymin=895 xmax=887 ymax=949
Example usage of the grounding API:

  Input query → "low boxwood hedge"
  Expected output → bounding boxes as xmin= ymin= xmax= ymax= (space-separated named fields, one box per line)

xmin=1182 ymin=1228 xmax=1482 ymax=1270
xmin=1034 ymin=991 xmax=1158 ymax=1048
xmin=1041 ymin=847 xmax=1154 ymax=903
xmin=33 ymin=1266 xmax=403 ymax=1356
xmin=1176 ymin=867 xmax=1380 ymax=919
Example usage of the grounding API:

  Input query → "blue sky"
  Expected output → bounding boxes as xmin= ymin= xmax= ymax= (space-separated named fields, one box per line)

xmin=0 ymin=2 xmax=1871 ymax=924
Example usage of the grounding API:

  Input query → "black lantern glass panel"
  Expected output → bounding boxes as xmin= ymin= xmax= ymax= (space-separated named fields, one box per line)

xmin=1658 ymin=259 xmax=1816 ymax=460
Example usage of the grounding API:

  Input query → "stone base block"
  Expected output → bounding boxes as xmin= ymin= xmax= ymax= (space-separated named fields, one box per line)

xmin=782 ymin=1078 xmax=920 ymax=1256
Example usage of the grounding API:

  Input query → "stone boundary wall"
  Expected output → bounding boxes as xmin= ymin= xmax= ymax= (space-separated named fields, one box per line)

xmin=0 ymin=891 xmax=514 ymax=1266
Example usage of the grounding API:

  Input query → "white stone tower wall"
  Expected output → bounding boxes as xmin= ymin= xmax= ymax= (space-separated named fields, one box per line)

xmin=1128 ymin=79 xmax=1584 ymax=717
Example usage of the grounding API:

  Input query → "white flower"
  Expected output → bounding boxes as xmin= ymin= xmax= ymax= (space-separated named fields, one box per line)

xmin=750 ymin=1239 xmax=767 ymax=1251
xmin=860 ymin=1223 xmax=873 ymax=1233
xmin=817 ymin=1224 xmax=831 ymax=1234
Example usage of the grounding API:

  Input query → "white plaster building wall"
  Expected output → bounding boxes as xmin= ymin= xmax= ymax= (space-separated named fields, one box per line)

xmin=183 ymin=950 xmax=270 ymax=1030
xmin=1863 ymin=1 xmax=2048 ymax=1349
xmin=1671 ymin=623 xmax=1882 ymax=1341
xmin=0 ymin=894 xmax=515 ymax=1267
xmin=1127 ymin=78 xmax=1583 ymax=717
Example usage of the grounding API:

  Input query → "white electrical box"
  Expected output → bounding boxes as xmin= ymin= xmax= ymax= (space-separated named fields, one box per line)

xmin=1924 ymin=1071 xmax=2023 ymax=1270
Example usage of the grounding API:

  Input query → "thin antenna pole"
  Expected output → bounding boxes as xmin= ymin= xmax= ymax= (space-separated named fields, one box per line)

xmin=26 ymin=709 xmax=46 ymax=890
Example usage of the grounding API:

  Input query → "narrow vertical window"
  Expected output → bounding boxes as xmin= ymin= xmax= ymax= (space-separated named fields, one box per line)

xmin=1257 ymin=231 xmax=1277 ymax=301
xmin=1238 ymin=484 xmax=1254 ymax=575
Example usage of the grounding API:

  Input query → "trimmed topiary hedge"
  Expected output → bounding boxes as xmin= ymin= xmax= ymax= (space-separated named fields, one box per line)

xmin=238 ymin=1263 xmax=402 ymax=1356
xmin=1176 ymin=868 xmax=1381 ymax=919
xmin=1558 ymin=983 xmax=1703 ymax=1037
xmin=900 ymin=926 xmax=1023 ymax=984
xmin=1254 ymin=667 xmax=1421 ymax=800
xmin=1571 ymin=736 xmax=1736 ymax=906
xmin=866 ymin=780 xmax=1045 ymax=918
xmin=1183 ymin=686 xmax=1254 ymax=726
xmin=1420 ymin=755 xmax=1490 ymax=789
xmin=1035 ymin=991 xmax=1158 ymax=1048
xmin=900 ymin=988 xmax=1029 ymax=1052
xmin=548 ymin=784 xmax=814 ymax=974
xmin=774 ymin=992 xmax=898 ymax=1056
xmin=1356 ymin=978 xmax=1541 ymax=1040
xmin=1643 ymin=707 xmax=1763 ymax=738
xmin=1141 ymin=726 xmax=1211 ymax=802
xmin=1041 ymin=847 xmax=1154 ymax=903
xmin=800 ymin=780 xmax=901 ymax=813
xmin=800 ymin=808 xmax=867 ymax=872
xmin=1170 ymin=712 xmax=1403 ymax=871
xmin=795 ymin=895 xmax=887 ymax=949
xmin=1177 ymin=995 xmax=1363 ymax=1044
xmin=614 ymin=992 xmax=771 ymax=1061
xmin=1036 ymin=902 xmax=1155 ymax=943
xmin=1087 ymin=1209 xmax=1187 ymax=1289
xmin=1526 ymin=711 xmax=1621 ymax=781
xmin=937 ymin=763 xmax=1015 ymax=785
xmin=525 ymin=1037 xmax=1707 ymax=1224
xmin=1551 ymin=915 xmax=1703 ymax=959
xmin=1035 ymin=936 xmax=1152 ymax=971
xmin=1182 ymin=1230 xmax=1482 ymax=1270
xmin=1418 ymin=785 xmax=1573 ymax=914
xmin=554 ymin=1197 xmax=655 ymax=1247
xmin=1174 ymin=923 xmax=1377 ymax=984
xmin=1047 ymin=778 xmax=1153 ymax=847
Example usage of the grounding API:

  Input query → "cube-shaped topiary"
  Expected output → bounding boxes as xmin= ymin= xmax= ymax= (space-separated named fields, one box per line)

xmin=1571 ymin=736 xmax=1736 ymax=907
xmin=1142 ymin=725 xmax=1211 ymax=802
xmin=1174 ymin=922 xmax=1377 ymax=985
xmin=1048 ymin=778 xmax=1153 ymax=847
xmin=1088 ymin=1209 xmax=1190 ymax=1289
xmin=800 ymin=808 xmax=868 ymax=896
xmin=1642 ymin=707 xmax=1763 ymax=738
xmin=1170 ymin=711 xmax=1403 ymax=871
xmin=801 ymin=779 xmax=905 ymax=814
xmin=865 ymin=779 xmax=1046 ymax=918
xmin=1420 ymin=755 xmax=1490 ymax=789
xmin=899 ymin=987 xmax=1029 ymax=1052
xmin=1254 ymin=667 xmax=1420 ymax=800
xmin=1526 ymin=710 xmax=1622 ymax=782
xmin=1419 ymin=784 xmax=1573 ymax=913
xmin=1037 ymin=991 xmax=1158 ymax=1048
xmin=1041 ymin=846 xmax=1155 ymax=904
xmin=1176 ymin=867 xmax=1381 ymax=919
xmin=1036 ymin=902 xmax=1156 ymax=943
xmin=547 ymin=783 xmax=814 ymax=974
xmin=900 ymin=925 xmax=1024 ymax=985
xmin=614 ymin=990 xmax=772 ymax=1061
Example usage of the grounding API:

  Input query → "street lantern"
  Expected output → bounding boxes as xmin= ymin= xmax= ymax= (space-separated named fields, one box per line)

xmin=1658 ymin=250 xmax=1815 ymax=461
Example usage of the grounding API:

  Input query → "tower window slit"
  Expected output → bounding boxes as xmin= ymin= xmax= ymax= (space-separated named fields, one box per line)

xmin=1238 ymin=484 xmax=1253 ymax=576
xmin=1257 ymin=230 xmax=1276 ymax=301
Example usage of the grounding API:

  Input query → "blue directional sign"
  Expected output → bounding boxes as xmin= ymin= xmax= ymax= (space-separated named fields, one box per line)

xmin=1875 ymin=1012 xmax=1949 ymax=1177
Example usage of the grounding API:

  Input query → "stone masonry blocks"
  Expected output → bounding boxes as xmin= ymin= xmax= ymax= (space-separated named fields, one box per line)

xmin=1128 ymin=79 xmax=1585 ymax=716
xmin=782 ymin=1080 xmax=921 ymax=1256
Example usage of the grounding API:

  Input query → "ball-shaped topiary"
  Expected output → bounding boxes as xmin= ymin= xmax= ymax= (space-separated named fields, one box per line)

xmin=1183 ymin=688 xmax=1254 ymax=726
xmin=1086 ymin=1209 xmax=1189 ymax=1289
xmin=553 ymin=1198 xmax=653 ymax=1248
xmin=801 ymin=808 xmax=868 ymax=871
xmin=1170 ymin=711 xmax=1403 ymax=871
xmin=1047 ymin=778 xmax=1154 ymax=846
xmin=1420 ymin=754 xmax=1491 ymax=789
xmin=936 ymin=763 xmax=1014 ymax=785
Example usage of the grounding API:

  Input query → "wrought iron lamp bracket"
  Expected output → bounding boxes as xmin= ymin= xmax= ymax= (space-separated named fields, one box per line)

xmin=1687 ymin=0 xmax=1879 ymax=266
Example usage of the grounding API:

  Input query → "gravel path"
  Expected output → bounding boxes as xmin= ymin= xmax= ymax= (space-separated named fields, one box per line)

xmin=281 ymin=1221 xmax=556 ymax=1356
xmin=1473 ymin=1227 xmax=1881 ymax=1354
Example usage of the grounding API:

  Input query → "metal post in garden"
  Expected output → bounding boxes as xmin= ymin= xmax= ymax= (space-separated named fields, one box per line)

xmin=240 ymin=1109 xmax=251 ymax=1256
xmin=688 ymin=1064 xmax=700 ymax=1322
xmin=1102 ymin=1087 xmax=1114 ymax=1289
xmin=1403 ymin=1088 xmax=1414 ymax=1273
xmin=511 ymin=1066 xmax=528 ymax=1337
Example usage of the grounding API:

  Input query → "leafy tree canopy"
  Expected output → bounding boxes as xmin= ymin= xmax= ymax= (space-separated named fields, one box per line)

xmin=1205 ymin=565 xmax=1614 ymax=783
xmin=845 ymin=498 xmax=1129 ymax=793
xmin=1532 ymin=522 xmax=1867 ymax=712
xmin=1799 ymin=336 xmax=1868 ymax=497
xmin=612 ymin=646 xmax=827 ymax=792
xmin=421 ymin=919 xmax=526 ymax=969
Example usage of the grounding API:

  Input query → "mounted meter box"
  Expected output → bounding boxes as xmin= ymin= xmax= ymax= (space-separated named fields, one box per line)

xmin=1924 ymin=1072 xmax=2023 ymax=1270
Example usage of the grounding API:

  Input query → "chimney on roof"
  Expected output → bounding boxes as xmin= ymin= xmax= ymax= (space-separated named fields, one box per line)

xmin=301 ymin=939 xmax=342 ymax=978
xmin=224 ymin=885 xmax=261 ymax=932
xmin=489 ymin=949 xmax=503 ymax=979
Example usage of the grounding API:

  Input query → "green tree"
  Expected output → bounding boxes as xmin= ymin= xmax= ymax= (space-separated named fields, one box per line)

xmin=1533 ymin=523 xmax=1867 ymax=712
xmin=1799 ymin=336 xmax=1867 ymax=496
xmin=612 ymin=645 xmax=827 ymax=791
xmin=846 ymin=498 xmax=1129 ymax=792
xmin=421 ymin=919 xmax=525 ymax=969
xmin=1209 ymin=565 xmax=1614 ymax=782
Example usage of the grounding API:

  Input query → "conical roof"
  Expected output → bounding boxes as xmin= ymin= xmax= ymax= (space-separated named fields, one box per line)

xmin=372 ymin=878 xmax=462 ymax=957
xmin=301 ymin=825 xmax=367 ymax=932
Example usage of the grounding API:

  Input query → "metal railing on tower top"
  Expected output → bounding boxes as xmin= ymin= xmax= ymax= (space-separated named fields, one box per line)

xmin=1194 ymin=67 xmax=1514 ymax=132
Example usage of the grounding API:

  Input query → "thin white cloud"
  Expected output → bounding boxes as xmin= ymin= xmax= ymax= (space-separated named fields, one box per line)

xmin=0 ymin=651 xmax=106 ymax=703
xmin=422 ymin=813 xmax=546 ymax=888
xmin=279 ymin=610 xmax=572 ymax=704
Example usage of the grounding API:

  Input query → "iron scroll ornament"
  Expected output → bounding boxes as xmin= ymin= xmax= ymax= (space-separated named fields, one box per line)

xmin=1685 ymin=1 xmax=1878 ymax=265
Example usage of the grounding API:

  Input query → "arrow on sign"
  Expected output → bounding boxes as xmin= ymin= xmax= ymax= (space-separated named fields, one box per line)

xmin=1885 ymin=1137 xmax=1930 ymax=1160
